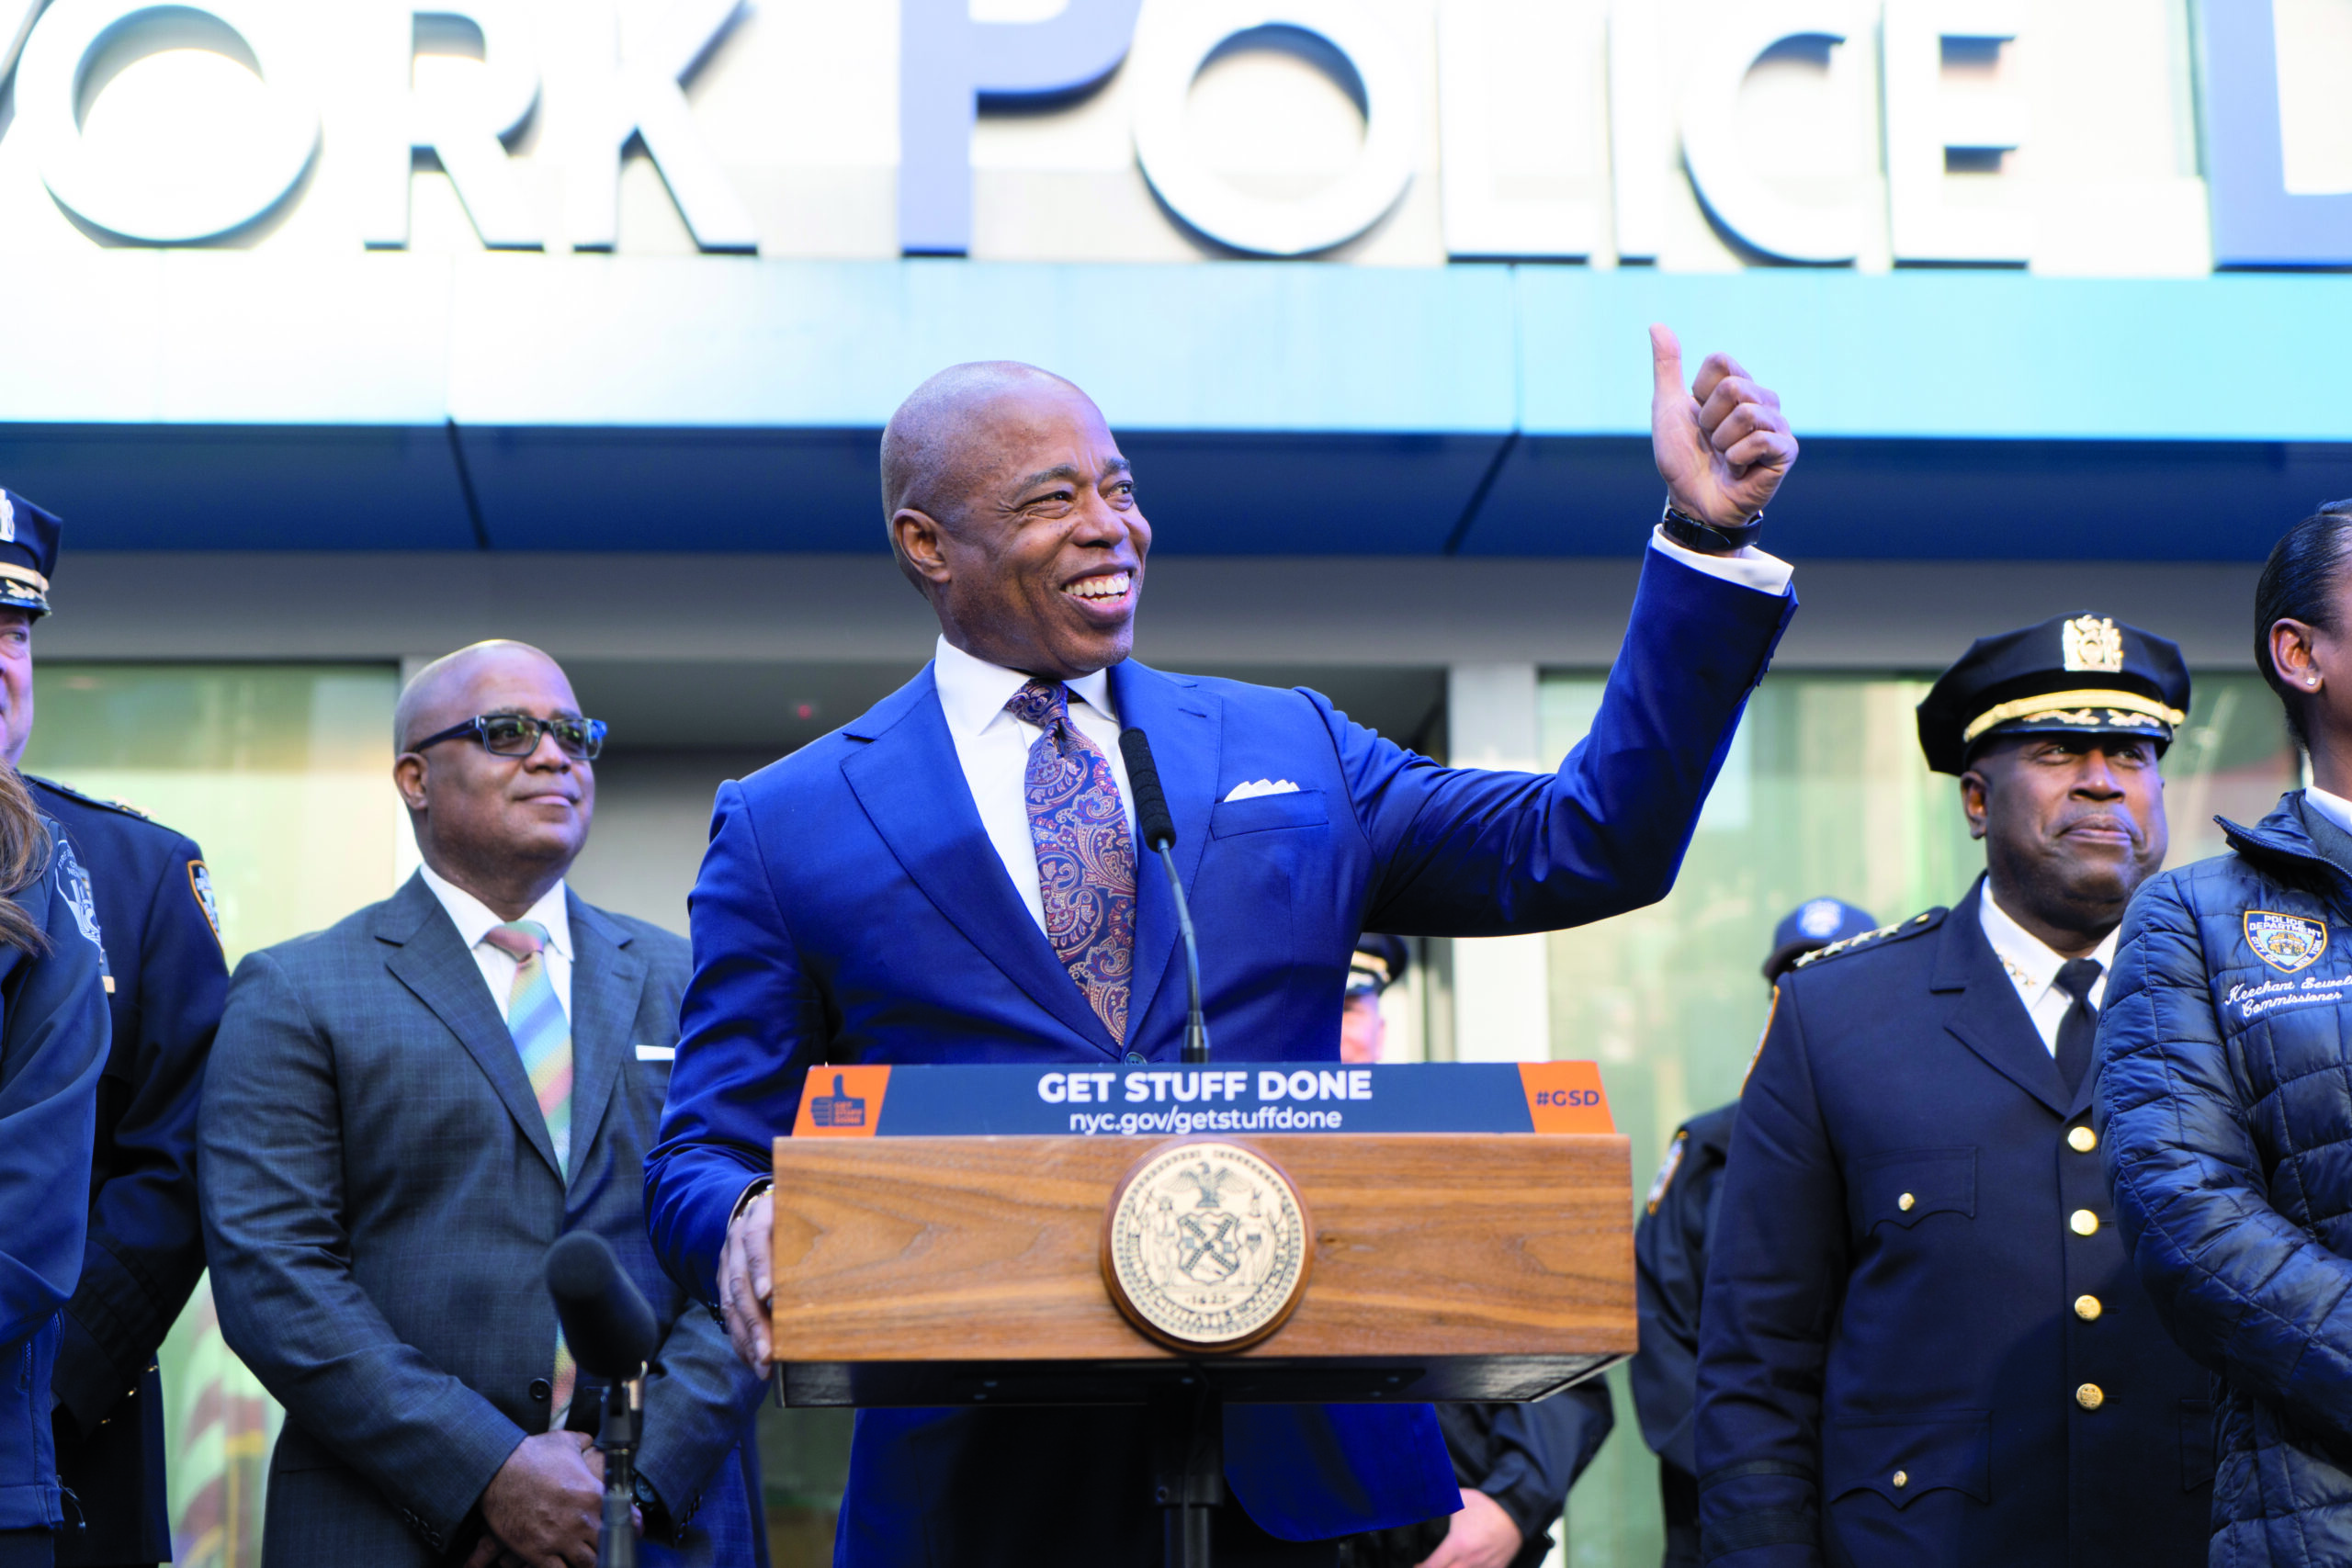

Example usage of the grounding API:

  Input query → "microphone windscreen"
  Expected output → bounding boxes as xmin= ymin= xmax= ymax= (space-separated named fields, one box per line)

xmin=1118 ymin=728 xmax=1177 ymax=850
xmin=545 ymin=1232 xmax=661 ymax=1380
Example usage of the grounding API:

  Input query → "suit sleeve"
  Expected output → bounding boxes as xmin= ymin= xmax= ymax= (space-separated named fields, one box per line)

xmin=647 ymin=780 xmax=828 ymax=1303
xmin=1346 ymin=548 xmax=1795 ymax=936
xmin=2099 ymin=876 xmax=2352 ymax=1448
xmin=634 ymin=1303 xmax=766 ymax=1539
xmin=0 ymin=833 xmax=109 ymax=1346
xmin=52 ymin=834 xmax=224 ymax=1433
xmin=1474 ymin=1381 xmax=1614 ymax=1545
xmin=199 ymin=948 xmax=528 ymax=1546
xmin=1696 ymin=985 xmax=1840 ymax=1568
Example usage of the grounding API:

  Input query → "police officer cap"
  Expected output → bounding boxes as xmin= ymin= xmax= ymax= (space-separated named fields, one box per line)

xmin=1915 ymin=611 xmax=2188 ymax=776
xmin=0 ymin=491 xmax=60 ymax=618
xmin=1346 ymin=934 xmax=1409 ymax=998
xmin=1764 ymin=897 xmax=1878 ymax=982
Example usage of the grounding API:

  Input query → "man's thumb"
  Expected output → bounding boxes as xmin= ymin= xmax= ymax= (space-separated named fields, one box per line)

xmin=1649 ymin=323 xmax=1685 ymax=401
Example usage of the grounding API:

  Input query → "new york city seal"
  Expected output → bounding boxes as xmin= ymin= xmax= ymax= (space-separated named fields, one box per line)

xmin=1102 ymin=1139 xmax=1311 ymax=1351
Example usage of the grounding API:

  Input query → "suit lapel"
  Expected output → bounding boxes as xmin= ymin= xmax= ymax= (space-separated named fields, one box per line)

xmin=377 ymin=874 xmax=565 ymax=1181
xmin=563 ymin=894 xmax=647 ymax=1188
xmin=1933 ymin=882 xmax=2071 ymax=1119
xmin=841 ymin=666 xmax=1121 ymax=1056
xmin=1111 ymin=661 xmax=1220 ymax=1043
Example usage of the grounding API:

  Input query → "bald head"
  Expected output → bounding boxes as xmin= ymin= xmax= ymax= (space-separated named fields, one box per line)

xmin=396 ymin=640 xmax=571 ymax=752
xmin=881 ymin=362 xmax=1093 ymax=575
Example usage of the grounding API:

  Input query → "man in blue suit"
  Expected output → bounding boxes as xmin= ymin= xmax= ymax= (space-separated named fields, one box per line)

xmin=646 ymin=329 xmax=1803 ymax=1566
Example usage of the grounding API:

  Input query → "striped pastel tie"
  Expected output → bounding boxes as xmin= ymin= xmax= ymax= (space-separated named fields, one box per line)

xmin=483 ymin=919 xmax=576 ymax=1425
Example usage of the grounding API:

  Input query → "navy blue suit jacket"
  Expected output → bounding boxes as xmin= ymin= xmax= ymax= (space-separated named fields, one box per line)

xmin=1695 ymin=886 xmax=2211 ymax=1568
xmin=647 ymin=547 xmax=1794 ymax=1562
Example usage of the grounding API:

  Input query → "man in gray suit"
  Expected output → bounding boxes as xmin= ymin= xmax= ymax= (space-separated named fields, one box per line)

xmin=199 ymin=641 xmax=767 ymax=1568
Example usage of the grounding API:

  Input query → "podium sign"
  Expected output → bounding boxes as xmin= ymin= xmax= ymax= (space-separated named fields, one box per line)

xmin=770 ymin=1062 xmax=1634 ymax=1410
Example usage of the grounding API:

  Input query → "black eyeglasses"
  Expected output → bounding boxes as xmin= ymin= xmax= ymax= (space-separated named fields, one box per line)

xmin=411 ymin=714 xmax=608 ymax=761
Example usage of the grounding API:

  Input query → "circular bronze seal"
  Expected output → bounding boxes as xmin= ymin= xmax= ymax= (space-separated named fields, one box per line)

xmin=1102 ymin=1138 xmax=1312 ymax=1352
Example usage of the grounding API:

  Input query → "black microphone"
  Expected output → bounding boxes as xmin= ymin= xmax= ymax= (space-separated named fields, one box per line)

xmin=546 ymin=1233 xmax=660 ymax=1379
xmin=1118 ymin=728 xmax=1209 ymax=1065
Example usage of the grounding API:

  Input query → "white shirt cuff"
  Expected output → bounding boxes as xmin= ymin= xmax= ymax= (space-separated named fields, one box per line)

xmin=1649 ymin=525 xmax=1794 ymax=596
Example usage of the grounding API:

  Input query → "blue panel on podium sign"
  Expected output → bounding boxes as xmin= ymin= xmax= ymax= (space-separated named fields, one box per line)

xmin=787 ymin=1061 xmax=1614 ymax=1138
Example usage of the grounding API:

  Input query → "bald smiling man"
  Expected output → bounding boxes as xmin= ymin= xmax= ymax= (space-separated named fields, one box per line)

xmin=647 ymin=335 xmax=1803 ymax=1567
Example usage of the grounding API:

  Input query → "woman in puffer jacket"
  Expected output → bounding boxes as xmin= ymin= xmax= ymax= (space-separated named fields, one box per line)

xmin=2101 ymin=498 xmax=2352 ymax=1567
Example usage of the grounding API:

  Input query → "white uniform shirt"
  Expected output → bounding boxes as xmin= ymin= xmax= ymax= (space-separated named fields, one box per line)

xmin=932 ymin=531 xmax=1792 ymax=932
xmin=1978 ymin=882 xmax=2117 ymax=1057
xmin=419 ymin=863 xmax=575 ymax=1023
xmin=2303 ymin=784 xmax=2352 ymax=837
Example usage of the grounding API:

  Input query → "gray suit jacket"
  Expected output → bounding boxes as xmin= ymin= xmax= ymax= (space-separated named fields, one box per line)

xmin=198 ymin=874 xmax=767 ymax=1566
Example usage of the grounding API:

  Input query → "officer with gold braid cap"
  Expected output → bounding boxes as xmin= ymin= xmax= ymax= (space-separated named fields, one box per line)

xmin=1695 ymin=614 xmax=2207 ymax=1568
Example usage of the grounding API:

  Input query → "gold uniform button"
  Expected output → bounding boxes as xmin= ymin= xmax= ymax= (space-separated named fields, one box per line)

xmin=2075 ymin=1382 xmax=2105 ymax=1411
xmin=2070 ymin=1209 xmax=2099 ymax=1235
xmin=1898 ymin=1192 xmax=1916 ymax=1212
xmin=2075 ymin=1294 xmax=2103 ymax=1322
xmin=2068 ymin=1126 xmax=2098 ymax=1154
xmin=1892 ymin=1470 xmax=1908 ymax=1489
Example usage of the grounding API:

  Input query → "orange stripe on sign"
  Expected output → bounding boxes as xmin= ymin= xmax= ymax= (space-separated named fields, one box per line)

xmin=792 ymin=1065 xmax=892 ymax=1137
xmin=1518 ymin=1062 xmax=1613 ymax=1133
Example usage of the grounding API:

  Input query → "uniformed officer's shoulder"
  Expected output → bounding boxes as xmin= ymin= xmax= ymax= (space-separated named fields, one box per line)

xmin=24 ymin=773 xmax=184 ymax=837
xmin=1787 ymin=906 xmax=1947 ymax=973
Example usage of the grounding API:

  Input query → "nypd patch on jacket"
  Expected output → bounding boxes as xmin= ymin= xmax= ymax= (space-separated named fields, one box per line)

xmin=1695 ymin=882 xmax=2211 ymax=1568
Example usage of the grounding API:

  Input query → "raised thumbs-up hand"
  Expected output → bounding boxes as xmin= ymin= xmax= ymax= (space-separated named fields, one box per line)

xmin=1649 ymin=323 xmax=1797 ymax=536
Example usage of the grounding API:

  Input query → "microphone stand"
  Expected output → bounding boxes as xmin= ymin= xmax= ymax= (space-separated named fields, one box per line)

xmin=595 ymin=1373 xmax=643 ymax=1568
xmin=1151 ymin=842 xmax=1210 ymax=1065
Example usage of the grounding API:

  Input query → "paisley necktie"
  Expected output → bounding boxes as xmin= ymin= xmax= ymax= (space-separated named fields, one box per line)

xmin=1006 ymin=679 xmax=1137 ymax=1043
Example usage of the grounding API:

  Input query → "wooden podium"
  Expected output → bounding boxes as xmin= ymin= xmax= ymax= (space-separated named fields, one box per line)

xmin=767 ymin=1062 xmax=1634 ymax=1564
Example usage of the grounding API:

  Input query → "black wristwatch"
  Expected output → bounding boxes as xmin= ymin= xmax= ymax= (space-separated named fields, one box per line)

xmin=1660 ymin=501 xmax=1764 ymax=553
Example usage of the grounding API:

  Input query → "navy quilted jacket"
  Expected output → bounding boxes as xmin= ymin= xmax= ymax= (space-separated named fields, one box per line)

xmin=2100 ymin=792 xmax=2352 ymax=1566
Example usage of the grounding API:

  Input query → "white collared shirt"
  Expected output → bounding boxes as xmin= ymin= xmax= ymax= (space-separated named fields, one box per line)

xmin=419 ymin=863 xmax=575 ymax=1023
xmin=2306 ymin=784 xmax=2352 ymax=836
xmin=1647 ymin=525 xmax=1794 ymax=596
xmin=1978 ymin=882 xmax=2117 ymax=1056
xmin=933 ymin=636 xmax=1138 ymax=934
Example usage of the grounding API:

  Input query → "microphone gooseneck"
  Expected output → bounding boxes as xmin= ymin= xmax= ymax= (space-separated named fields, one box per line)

xmin=1118 ymin=728 xmax=1210 ymax=1065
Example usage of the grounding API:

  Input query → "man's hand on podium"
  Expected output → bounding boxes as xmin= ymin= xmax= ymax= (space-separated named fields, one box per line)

xmin=1414 ymin=1487 xmax=1522 ymax=1568
xmin=721 ymin=1189 xmax=775 ymax=1371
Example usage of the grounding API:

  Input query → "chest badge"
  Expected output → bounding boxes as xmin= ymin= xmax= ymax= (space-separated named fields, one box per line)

xmin=2245 ymin=909 xmax=2328 ymax=974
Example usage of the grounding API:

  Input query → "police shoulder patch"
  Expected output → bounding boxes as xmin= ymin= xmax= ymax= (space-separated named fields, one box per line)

xmin=187 ymin=861 xmax=223 ymax=948
xmin=2245 ymin=909 xmax=2327 ymax=974
xmin=1645 ymin=1131 xmax=1689 ymax=1215
xmin=1790 ymin=907 xmax=1947 ymax=970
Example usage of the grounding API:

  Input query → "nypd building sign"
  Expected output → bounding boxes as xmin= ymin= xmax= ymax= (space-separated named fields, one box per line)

xmin=0 ymin=0 xmax=2346 ymax=271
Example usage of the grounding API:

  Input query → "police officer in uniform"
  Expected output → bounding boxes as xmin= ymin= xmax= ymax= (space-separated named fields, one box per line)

xmin=1632 ymin=897 xmax=1877 ymax=1568
xmin=1694 ymin=615 xmax=2213 ymax=1568
xmin=0 ymin=492 xmax=228 ymax=1568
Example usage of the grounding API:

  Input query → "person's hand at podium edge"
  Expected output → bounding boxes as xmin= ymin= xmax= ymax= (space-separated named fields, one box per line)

xmin=1413 ymin=1488 xmax=1522 ymax=1568
xmin=722 ymin=1187 xmax=775 ymax=1370
xmin=459 ymin=1429 xmax=636 ymax=1568
xmin=1648 ymin=322 xmax=1798 ymax=535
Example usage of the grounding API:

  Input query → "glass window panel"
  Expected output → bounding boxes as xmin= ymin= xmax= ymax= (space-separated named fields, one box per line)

xmin=1537 ymin=670 xmax=2294 ymax=1567
xmin=22 ymin=663 xmax=401 ymax=1568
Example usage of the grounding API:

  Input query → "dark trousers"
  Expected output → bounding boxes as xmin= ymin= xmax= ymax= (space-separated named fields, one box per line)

xmin=1660 ymin=1463 xmax=1700 ymax=1568
xmin=0 ymin=1533 xmax=55 ymax=1568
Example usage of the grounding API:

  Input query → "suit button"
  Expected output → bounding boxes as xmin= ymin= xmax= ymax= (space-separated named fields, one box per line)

xmin=529 ymin=1379 xmax=551 ymax=1403
xmin=2075 ymin=1382 xmax=2105 ymax=1410
xmin=1892 ymin=1470 xmax=1908 ymax=1489
xmin=2069 ymin=1209 xmax=2099 ymax=1235
xmin=1897 ymin=1192 xmax=1916 ymax=1212
xmin=1125 ymin=1052 xmax=1146 ymax=1064
xmin=2075 ymin=1294 xmax=2103 ymax=1322
xmin=2068 ymin=1126 xmax=2097 ymax=1154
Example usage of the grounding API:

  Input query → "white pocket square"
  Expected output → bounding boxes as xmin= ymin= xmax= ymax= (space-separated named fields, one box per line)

xmin=1223 ymin=779 xmax=1299 ymax=802
xmin=634 ymin=1044 xmax=676 ymax=1062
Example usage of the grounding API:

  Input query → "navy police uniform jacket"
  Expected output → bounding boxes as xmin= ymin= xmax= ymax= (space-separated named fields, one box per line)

xmin=1695 ymin=882 xmax=2211 ymax=1568
xmin=648 ymin=547 xmax=1796 ymax=1565
xmin=1634 ymin=1100 xmax=1737 ymax=1565
xmin=30 ymin=780 xmax=225 ymax=1565
xmin=0 ymin=818 xmax=114 ymax=1532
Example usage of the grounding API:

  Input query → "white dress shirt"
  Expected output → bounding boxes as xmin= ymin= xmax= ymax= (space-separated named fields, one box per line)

xmin=1978 ymin=882 xmax=2116 ymax=1056
xmin=419 ymin=863 xmax=575 ymax=1023
xmin=2305 ymin=784 xmax=2352 ymax=836
xmin=933 ymin=535 xmax=1790 ymax=931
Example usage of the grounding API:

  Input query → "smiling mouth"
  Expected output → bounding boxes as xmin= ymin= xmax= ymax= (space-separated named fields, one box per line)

xmin=1062 ymin=570 xmax=1133 ymax=608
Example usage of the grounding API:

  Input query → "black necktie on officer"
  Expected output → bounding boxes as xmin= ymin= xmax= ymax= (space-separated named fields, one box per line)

xmin=2054 ymin=957 xmax=2104 ymax=1097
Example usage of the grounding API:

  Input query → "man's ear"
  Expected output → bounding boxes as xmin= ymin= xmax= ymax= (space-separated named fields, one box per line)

xmin=393 ymin=752 xmax=428 ymax=814
xmin=1960 ymin=769 xmax=1991 ymax=841
xmin=891 ymin=508 xmax=955 ymax=590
